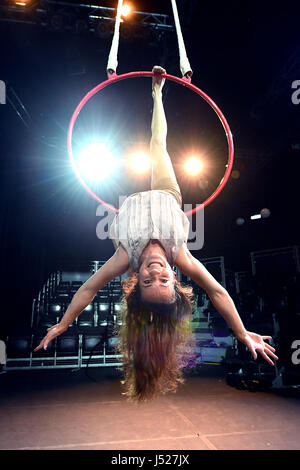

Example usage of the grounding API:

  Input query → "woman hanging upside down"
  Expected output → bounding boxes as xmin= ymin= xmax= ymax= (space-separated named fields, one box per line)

xmin=34 ymin=66 xmax=278 ymax=402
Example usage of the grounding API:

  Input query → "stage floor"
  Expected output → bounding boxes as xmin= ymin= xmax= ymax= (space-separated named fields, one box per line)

xmin=0 ymin=365 xmax=299 ymax=450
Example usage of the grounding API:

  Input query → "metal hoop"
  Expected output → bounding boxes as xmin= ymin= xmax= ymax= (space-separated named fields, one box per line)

xmin=67 ymin=71 xmax=234 ymax=216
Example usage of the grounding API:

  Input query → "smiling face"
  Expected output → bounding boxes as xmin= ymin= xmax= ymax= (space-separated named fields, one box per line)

xmin=137 ymin=241 xmax=176 ymax=303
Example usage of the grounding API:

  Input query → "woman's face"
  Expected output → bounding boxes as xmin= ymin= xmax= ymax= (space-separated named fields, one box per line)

xmin=138 ymin=242 xmax=176 ymax=303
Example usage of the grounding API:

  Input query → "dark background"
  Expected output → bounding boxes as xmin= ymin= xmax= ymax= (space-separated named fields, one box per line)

xmin=0 ymin=0 xmax=299 ymax=337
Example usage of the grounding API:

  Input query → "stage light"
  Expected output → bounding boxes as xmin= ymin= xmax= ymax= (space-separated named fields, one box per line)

xmin=260 ymin=208 xmax=271 ymax=218
xmin=251 ymin=209 xmax=271 ymax=220
xmin=251 ymin=214 xmax=261 ymax=220
xmin=14 ymin=0 xmax=34 ymax=6
xmin=76 ymin=143 xmax=117 ymax=182
xmin=129 ymin=151 xmax=150 ymax=174
xmin=121 ymin=4 xmax=132 ymax=17
xmin=236 ymin=217 xmax=245 ymax=226
xmin=184 ymin=156 xmax=203 ymax=176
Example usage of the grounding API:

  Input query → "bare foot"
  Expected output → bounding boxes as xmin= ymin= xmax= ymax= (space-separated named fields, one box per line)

xmin=152 ymin=65 xmax=166 ymax=92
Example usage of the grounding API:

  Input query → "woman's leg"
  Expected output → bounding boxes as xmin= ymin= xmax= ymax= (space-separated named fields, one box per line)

xmin=150 ymin=66 xmax=182 ymax=208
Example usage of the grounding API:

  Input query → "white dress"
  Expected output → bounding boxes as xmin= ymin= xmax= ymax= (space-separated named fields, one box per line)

xmin=109 ymin=190 xmax=190 ymax=272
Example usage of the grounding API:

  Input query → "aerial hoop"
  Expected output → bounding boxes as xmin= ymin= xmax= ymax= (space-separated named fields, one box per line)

xmin=67 ymin=71 xmax=234 ymax=216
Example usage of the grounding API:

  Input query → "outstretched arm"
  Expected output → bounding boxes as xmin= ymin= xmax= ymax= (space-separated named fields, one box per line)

xmin=34 ymin=245 xmax=129 ymax=351
xmin=60 ymin=244 xmax=129 ymax=328
xmin=174 ymin=244 xmax=246 ymax=338
xmin=174 ymin=243 xmax=278 ymax=366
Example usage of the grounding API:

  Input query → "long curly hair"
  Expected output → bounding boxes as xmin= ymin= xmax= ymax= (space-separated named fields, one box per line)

xmin=113 ymin=273 xmax=195 ymax=402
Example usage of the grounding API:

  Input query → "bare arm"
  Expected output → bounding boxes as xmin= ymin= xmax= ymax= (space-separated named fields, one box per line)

xmin=59 ymin=244 xmax=129 ymax=329
xmin=34 ymin=245 xmax=130 ymax=352
xmin=174 ymin=244 xmax=247 ymax=340
xmin=174 ymin=244 xmax=278 ymax=365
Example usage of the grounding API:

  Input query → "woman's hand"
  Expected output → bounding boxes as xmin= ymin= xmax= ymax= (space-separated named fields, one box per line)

xmin=33 ymin=323 xmax=68 ymax=352
xmin=238 ymin=331 xmax=279 ymax=366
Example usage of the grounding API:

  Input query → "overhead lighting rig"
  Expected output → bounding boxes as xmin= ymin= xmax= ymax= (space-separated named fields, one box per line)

xmin=0 ymin=1 xmax=174 ymax=37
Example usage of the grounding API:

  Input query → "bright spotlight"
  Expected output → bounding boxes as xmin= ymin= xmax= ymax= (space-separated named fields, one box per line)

xmin=121 ymin=4 xmax=132 ymax=17
xmin=14 ymin=0 xmax=33 ymax=5
xmin=184 ymin=156 xmax=203 ymax=176
xmin=251 ymin=214 xmax=261 ymax=220
xmin=129 ymin=151 xmax=150 ymax=174
xmin=77 ymin=143 xmax=117 ymax=182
